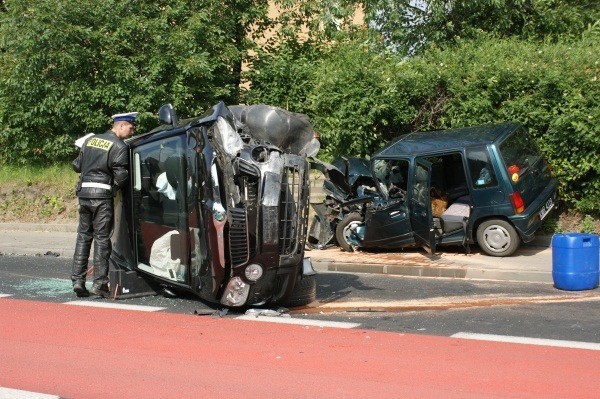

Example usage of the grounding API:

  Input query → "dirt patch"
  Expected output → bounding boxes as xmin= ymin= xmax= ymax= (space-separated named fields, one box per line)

xmin=0 ymin=181 xmax=78 ymax=224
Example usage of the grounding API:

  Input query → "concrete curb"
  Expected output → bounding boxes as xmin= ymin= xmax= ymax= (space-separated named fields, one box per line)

xmin=311 ymin=260 xmax=553 ymax=284
xmin=0 ymin=222 xmax=77 ymax=233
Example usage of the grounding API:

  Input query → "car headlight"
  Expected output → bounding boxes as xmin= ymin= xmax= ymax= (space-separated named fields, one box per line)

xmin=244 ymin=264 xmax=264 ymax=282
xmin=216 ymin=116 xmax=243 ymax=157
xmin=220 ymin=277 xmax=249 ymax=307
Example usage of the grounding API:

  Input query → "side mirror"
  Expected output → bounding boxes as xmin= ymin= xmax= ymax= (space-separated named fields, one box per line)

xmin=158 ymin=103 xmax=179 ymax=127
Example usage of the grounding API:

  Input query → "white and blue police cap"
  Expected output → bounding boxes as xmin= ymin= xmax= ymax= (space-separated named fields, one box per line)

xmin=111 ymin=111 xmax=139 ymax=125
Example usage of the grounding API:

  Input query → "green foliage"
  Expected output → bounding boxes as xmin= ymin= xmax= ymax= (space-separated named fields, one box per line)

xmin=362 ymin=0 xmax=600 ymax=55
xmin=1 ymin=0 xmax=598 ymax=217
xmin=425 ymin=36 xmax=599 ymax=212
xmin=241 ymin=0 xmax=364 ymax=115
xmin=248 ymin=30 xmax=599 ymax=213
xmin=0 ymin=0 xmax=268 ymax=164
xmin=241 ymin=40 xmax=319 ymax=114
xmin=41 ymin=195 xmax=66 ymax=217
xmin=581 ymin=215 xmax=597 ymax=234
xmin=306 ymin=35 xmax=407 ymax=159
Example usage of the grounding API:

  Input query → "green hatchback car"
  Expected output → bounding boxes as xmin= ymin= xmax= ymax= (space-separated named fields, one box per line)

xmin=333 ymin=122 xmax=558 ymax=257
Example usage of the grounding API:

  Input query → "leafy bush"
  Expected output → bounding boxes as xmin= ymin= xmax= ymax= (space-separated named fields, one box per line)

xmin=0 ymin=0 xmax=251 ymax=164
xmin=242 ymin=40 xmax=319 ymax=115
xmin=249 ymin=30 xmax=598 ymax=213
xmin=417 ymin=35 xmax=599 ymax=212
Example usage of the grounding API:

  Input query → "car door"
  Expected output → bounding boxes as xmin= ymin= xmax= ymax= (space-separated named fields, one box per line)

xmin=409 ymin=158 xmax=436 ymax=254
xmin=363 ymin=199 xmax=412 ymax=248
xmin=362 ymin=158 xmax=413 ymax=248
xmin=130 ymin=134 xmax=192 ymax=285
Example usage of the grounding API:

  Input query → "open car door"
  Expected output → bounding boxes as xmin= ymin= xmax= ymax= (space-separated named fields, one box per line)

xmin=409 ymin=158 xmax=436 ymax=254
xmin=362 ymin=158 xmax=412 ymax=248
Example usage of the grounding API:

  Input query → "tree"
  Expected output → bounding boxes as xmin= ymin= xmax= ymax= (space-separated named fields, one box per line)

xmin=362 ymin=0 xmax=600 ymax=55
xmin=241 ymin=0 xmax=369 ymax=130
xmin=0 ymin=0 xmax=269 ymax=164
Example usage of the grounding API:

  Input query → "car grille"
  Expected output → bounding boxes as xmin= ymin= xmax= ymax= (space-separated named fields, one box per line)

xmin=229 ymin=207 xmax=249 ymax=266
xmin=279 ymin=164 xmax=309 ymax=256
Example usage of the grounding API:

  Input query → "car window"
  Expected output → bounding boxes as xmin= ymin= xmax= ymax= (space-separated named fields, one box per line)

xmin=466 ymin=147 xmax=498 ymax=189
xmin=412 ymin=162 xmax=429 ymax=207
xmin=132 ymin=135 xmax=188 ymax=226
xmin=498 ymin=128 xmax=544 ymax=181
xmin=372 ymin=159 xmax=409 ymax=199
xmin=131 ymin=132 xmax=204 ymax=282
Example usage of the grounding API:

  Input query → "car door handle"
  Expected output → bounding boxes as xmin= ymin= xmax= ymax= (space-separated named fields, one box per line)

xmin=390 ymin=211 xmax=404 ymax=218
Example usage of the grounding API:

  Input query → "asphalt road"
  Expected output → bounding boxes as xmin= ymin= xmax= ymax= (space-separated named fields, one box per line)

xmin=1 ymin=254 xmax=599 ymax=342
xmin=1 ymin=254 xmax=600 ymax=398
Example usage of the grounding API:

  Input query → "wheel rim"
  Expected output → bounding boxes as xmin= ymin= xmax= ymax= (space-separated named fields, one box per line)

xmin=342 ymin=221 xmax=361 ymax=246
xmin=481 ymin=224 xmax=511 ymax=253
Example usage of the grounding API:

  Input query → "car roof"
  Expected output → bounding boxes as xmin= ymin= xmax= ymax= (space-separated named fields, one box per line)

xmin=374 ymin=122 xmax=520 ymax=158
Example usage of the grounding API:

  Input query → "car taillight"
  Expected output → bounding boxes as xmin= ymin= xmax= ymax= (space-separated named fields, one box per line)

xmin=510 ymin=192 xmax=525 ymax=214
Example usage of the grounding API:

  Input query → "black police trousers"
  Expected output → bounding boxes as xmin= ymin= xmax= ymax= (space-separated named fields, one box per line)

xmin=71 ymin=198 xmax=114 ymax=289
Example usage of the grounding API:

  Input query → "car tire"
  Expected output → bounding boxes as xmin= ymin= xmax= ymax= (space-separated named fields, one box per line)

xmin=335 ymin=213 xmax=363 ymax=252
xmin=476 ymin=219 xmax=521 ymax=257
xmin=281 ymin=274 xmax=316 ymax=308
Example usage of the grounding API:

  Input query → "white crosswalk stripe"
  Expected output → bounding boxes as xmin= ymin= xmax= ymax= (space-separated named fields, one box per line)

xmin=236 ymin=314 xmax=360 ymax=329
xmin=63 ymin=300 xmax=165 ymax=312
xmin=0 ymin=387 xmax=60 ymax=399
xmin=452 ymin=332 xmax=600 ymax=351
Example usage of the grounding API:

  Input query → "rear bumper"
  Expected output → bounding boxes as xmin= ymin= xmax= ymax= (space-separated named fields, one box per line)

xmin=510 ymin=178 xmax=558 ymax=242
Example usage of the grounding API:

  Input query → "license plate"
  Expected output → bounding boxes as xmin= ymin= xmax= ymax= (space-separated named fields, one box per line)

xmin=538 ymin=197 xmax=554 ymax=221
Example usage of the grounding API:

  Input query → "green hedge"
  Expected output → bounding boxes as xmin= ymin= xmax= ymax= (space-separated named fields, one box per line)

xmin=247 ymin=32 xmax=599 ymax=213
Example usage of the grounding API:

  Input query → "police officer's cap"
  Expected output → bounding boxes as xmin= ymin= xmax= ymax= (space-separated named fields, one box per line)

xmin=111 ymin=112 xmax=139 ymax=125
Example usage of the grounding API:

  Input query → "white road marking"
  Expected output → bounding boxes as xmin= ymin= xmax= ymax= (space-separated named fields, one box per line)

xmin=236 ymin=315 xmax=360 ymax=329
xmin=64 ymin=301 xmax=165 ymax=312
xmin=452 ymin=332 xmax=600 ymax=351
xmin=0 ymin=387 xmax=60 ymax=399
xmin=0 ymin=294 xmax=12 ymax=298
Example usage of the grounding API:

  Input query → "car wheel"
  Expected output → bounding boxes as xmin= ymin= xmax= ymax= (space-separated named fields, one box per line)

xmin=476 ymin=219 xmax=521 ymax=257
xmin=335 ymin=213 xmax=363 ymax=252
xmin=281 ymin=274 xmax=316 ymax=308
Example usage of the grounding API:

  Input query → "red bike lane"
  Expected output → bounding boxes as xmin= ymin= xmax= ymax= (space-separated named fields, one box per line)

xmin=0 ymin=298 xmax=598 ymax=399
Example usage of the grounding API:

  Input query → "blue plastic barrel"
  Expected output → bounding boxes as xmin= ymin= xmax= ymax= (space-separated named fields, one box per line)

xmin=552 ymin=233 xmax=599 ymax=290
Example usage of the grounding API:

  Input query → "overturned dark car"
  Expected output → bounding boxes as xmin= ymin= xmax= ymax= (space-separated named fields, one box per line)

xmin=109 ymin=102 xmax=320 ymax=308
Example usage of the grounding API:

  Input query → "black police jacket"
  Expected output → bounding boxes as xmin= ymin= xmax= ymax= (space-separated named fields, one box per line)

xmin=72 ymin=130 xmax=129 ymax=199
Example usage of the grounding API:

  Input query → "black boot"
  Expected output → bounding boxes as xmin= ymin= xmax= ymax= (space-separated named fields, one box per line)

xmin=90 ymin=284 xmax=110 ymax=298
xmin=73 ymin=281 xmax=90 ymax=297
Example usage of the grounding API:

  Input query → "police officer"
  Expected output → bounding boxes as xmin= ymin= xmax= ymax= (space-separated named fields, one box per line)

xmin=71 ymin=112 xmax=138 ymax=297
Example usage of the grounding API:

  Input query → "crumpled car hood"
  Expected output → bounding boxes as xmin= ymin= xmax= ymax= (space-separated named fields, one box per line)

xmin=229 ymin=104 xmax=320 ymax=158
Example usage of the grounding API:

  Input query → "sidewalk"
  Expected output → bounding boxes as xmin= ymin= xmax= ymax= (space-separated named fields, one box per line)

xmin=0 ymin=222 xmax=554 ymax=284
xmin=0 ymin=223 xmax=80 ymax=258
xmin=307 ymin=240 xmax=553 ymax=284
